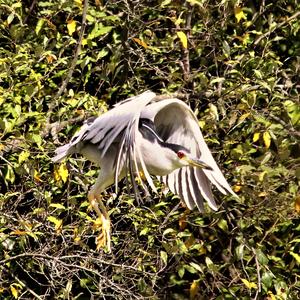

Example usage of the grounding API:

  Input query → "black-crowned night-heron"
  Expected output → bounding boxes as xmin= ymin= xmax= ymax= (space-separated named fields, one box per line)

xmin=52 ymin=91 xmax=235 ymax=251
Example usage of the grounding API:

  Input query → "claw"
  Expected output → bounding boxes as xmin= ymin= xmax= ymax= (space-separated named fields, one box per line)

xmin=88 ymin=192 xmax=111 ymax=252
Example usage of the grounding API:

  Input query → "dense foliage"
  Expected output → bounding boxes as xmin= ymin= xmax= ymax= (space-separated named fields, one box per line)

xmin=0 ymin=0 xmax=299 ymax=299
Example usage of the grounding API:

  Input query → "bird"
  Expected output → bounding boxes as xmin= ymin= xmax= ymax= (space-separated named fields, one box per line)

xmin=52 ymin=91 xmax=235 ymax=251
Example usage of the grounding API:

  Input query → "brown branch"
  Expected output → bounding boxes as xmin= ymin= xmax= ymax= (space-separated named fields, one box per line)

xmin=252 ymin=247 xmax=262 ymax=300
xmin=0 ymin=265 xmax=43 ymax=300
xmin=23 ymin=0 xmax=37 ymax=24
xmin=254 ymin=11 xmax=300 ymax=46
xmin=269 ymin=113 xmax=300 ymax=138
xmin=41 ymin=114 xmax=86 ymax=143
xmin=182 ymin=5 xmax=193 ymax=82
xmin=0 ymin=252 xmax=155 ymax=276
xmin=179 ymin=3 xmax=193 ymax=82
xmin=48 ymin=0 xmax=89 ymax=115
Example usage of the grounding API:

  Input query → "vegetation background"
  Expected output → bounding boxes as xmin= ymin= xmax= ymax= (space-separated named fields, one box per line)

xmin=0 ymin=0 xmax=299 ymax=299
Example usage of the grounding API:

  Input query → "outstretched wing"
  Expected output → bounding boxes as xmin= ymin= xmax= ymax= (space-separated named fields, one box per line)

xmin=144 ymin=98 xmax=235 ymax=212
xmin=52 ymin=90 xmax=158 ymax=197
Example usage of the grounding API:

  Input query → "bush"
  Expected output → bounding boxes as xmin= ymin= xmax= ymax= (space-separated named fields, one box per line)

xmin=0 ymin=0 xmax=299 ymax=298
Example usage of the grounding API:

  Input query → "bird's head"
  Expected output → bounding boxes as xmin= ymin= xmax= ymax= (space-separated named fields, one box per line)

xmin=176 ymin=150 xmax=213 ymax=171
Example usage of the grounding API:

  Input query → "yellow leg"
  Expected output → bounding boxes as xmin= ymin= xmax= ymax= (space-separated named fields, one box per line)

xmin=88 ymin=192 xmax=111 ymax=252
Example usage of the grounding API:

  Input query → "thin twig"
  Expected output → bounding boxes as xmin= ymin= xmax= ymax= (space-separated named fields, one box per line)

xmin=48 ymin=0 xmax=89 ymax=115
xmin=269 ymin=113 xmax=300 ymax=138
xmin=23 ymin=0 xmax=37 ymax=24
xmin=252 ymin=247 xmax=262 ymax=300
xmin=181 ymin=4 xmax=193 ymax=82
xmin=254 ymin=11 xmax=300 ymax=46
xmin=0 ymin=265 xmax=43 ymax=300
xmin=0 ymin=252 xmax=154 ymax=276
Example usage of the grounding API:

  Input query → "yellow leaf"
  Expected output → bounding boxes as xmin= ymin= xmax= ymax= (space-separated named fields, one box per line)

xmin=46 ymin=54 xmax=57 ymax=63
xmin=92 ymin=217 xmax=103 ymax=230
xmin=74 ymin=0 xmax=82 ymax=7
xmin=82 ymin=38 xmax=87 ymax=46
xmin=267 ymin=291 xmax=276 ymax=300
xmin=259 ymin=171 xmax=267 ymax=182
xmin=34 ymin=169 xmax=43 ymax=183
xmin=189 ymin=280 xmax=199 ymax=299
xmin=233 ymin=184 xmax=242 ymax=193
xmin=290 ymin=251 xmax=300 ymax=264
xmin=187 ymin=0 xmax=203 ymax=6
xmin=234 ymin=6 xmax=247 ymax=23
xmin=294 ymin=195 xmax=300 ymax=214
xmin=96 ymin=233 xmax=106 ymax=251
xmin=208 ymin=103 xmax=219 ymax=121
xmin=198 ymin=120 xmax=205 ymax=129
xmin=239 ymin=112 xmax=250 ymax=122
xmin=253 ymin=132 xmax=260 ymax=142
xmin=241 ymin=278 xmax=257 ymax=289
xmin=184 ymin=235 xmax=195 ymax=248
xmin=47 ymin=216 xmax=63 ymax=232
xmin=18 ymin=150 xmax=30 ymax=163
xmin=263 ymin=131 xmax=271 ymax=148
xmin=54 ymin=163 xmax=69 ymax=183
xmin=198 ymin=245 xmax=206 ymax=255
xmin=258 ymin=192 xmax=267 ymax=197
xmin=242 ymin=33 xmax=250 ymax=46
xmin=133 ymin=38 xmax=148 ymax=49
xmin=179 ymin=217 xmax=187 ymax=230
xmin=67 ymin=20 xmax=76 ymax=35
xmin=177 ymin=31 xmax=188 ymax=49
xmin=10 ymin=230 xmax=29 ymax=236
xmin=10 ymin=286 xmax=18 ymax=299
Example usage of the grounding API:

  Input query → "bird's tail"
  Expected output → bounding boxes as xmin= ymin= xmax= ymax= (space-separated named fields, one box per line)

xmin=52 ymin=144 xmax=72 ymax=163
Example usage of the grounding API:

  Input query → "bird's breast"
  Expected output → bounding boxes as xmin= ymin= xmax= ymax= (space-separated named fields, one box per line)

xmin=137 ymin=134 xmax=180 ymax=176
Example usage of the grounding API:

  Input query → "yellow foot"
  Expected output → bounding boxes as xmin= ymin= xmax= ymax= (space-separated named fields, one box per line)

xmin=93 ymin=214 xmax=111 ymax=252
xmin=89 ymin=192 xmax=112 ymax=252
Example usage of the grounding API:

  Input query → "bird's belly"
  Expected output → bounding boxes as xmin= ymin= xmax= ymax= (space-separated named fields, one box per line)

xmin=80 ymin=144 xmax=103 ymax=165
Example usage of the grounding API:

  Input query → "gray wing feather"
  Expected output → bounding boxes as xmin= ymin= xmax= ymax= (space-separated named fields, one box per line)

xmin=52 ymin=91 xmax=158 ymax=198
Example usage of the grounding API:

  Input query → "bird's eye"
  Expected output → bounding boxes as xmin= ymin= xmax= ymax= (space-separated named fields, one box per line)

xmin=177 ymin=151 xmax=185 ymax=159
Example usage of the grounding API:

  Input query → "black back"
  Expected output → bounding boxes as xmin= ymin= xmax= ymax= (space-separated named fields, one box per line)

xmin=139 ymin=118 xmax=189 ymax=153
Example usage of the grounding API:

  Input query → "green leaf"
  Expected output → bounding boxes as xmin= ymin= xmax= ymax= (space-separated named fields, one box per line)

xmin=49 ymin=203 xmax=66 ymax=210
xmin=47 ymin=216 xmax=63 ymax=231
xmin=255 ymin=249 xmax=269 ymax=265
xmin=262 ymin=271 xmax=274 ymax=288
xmin=35 ymin=19 xmax=45 ymax=35
xmin=18 ymin=150 xmax=30 ymax=164
xmin=160 ymin=251 xmax=168 ymax=264
xmin=178 ymin=266 xmax=185 ymax=278
xmin=5 ymin=165 xmax=15 ymax=184
xmin=189 ymin=262 xmax=203 ymax=273
xmin=235 ymin=245 xmax=244 ymax=260
xmin=210 ymin=77 xmax=225 ymax=84
xmin=7 ymin=13 xmax=14 ymax=25
xmin=217 ymin=219 xmax=228 ymax=232
xmin=163 ymin=228 xmax=176 ymax=236
xmin=140 ymin=227 xmax=150 ymax=236
xmin=88 ymin=24 xmax=113 ymax=40
xmin=205 ymin=257 xmax=217 ymax=272
xmin=290 ymin=251 xmax=300 ymax=264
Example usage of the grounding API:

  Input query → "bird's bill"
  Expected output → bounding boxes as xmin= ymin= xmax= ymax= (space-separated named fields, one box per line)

xmin=184 ymin=156 xmax=213 ymax=171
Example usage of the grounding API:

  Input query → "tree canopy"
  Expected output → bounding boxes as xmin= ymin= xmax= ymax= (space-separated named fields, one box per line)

xmin=0 ymin=0 xmax=299 ymax=299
